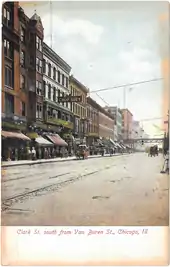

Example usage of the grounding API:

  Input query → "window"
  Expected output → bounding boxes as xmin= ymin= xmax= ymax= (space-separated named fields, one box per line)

xmin=36 ymin=58 xmax=42 ymax=73
xmin=48 ymin=84 xmax=51 ymax=99
xmin=53 ymin=67 xmax=56 ymax=80
xmin=21 ymin=101 xmax=26 ymax=116
xmin=29 ymin=56 xmax=34 ymax=66
xmin=5 ymin=66 xmax=13 ymax=88
xmin=58 ymin=70 xmax=60 ymax=83
xmin=20 ymin=27 xmax=25 ymax=42
xmin=5 ymin=93 xmax=14 ymax=114
xmin=53 ymin=87 xmax=56 ymax=102
xmin=62 ymin=74 xmax=65 ymax=86
xmin=20 ymin=74 xmax=25 ymax=89
xmin=20 ymin=51 xmax=25 ymax=67
xmin=43 ymin=59 xmax=46 ymax=73
xmin=36 ymin=36 xmax=42 ymax=51
xmin=43 ymin=81 xmax=46 ymax=97
xmin=48 ymin=63 xmax=51 ymax=77
xmin=65 ymin=77 xmax=68 ymax=88
xmin=4 ymin=39 xmax=13 ymax=58
xmin=36 ymin=103 xmax=43 ymax=119
xmin=36 ymin=81 xmax=42 ymax=95
xmin=3 ymin=7 xmax=11 ymax=27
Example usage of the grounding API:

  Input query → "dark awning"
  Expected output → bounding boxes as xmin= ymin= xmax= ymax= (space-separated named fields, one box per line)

xmin=46 ymin=134 xmax=68 ymax=146
xmin=1 ymin=131 xmax=31 ymax=141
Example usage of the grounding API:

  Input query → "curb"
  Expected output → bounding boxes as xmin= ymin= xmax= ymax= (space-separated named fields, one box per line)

xmin=1 ymin=153 xmax=126 ymax=168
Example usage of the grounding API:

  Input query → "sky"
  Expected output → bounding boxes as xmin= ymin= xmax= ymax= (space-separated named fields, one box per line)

xmin=21 ymin=1 xmax=169 ymax=137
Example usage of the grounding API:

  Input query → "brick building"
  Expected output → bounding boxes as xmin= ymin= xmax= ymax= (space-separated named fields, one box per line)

xmin=70 ymin=76 xmax=89 ymax=140
xmin=98 ymin=109 xmax=114 ymax=140
xmin=86 ymin=97 xmax=99 ymax=146
xmin=121 ymin=108 xmax=133 ymax=140
xmin=2 ymin=2 xmax=27 ymax=132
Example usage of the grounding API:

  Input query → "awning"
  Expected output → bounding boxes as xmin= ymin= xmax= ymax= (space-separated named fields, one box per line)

xmin=115 ymin=142 xmax=122 ymax=148
xmin=46 ymin=134 xmax=68 ymax=146
xmin=1 ymin=131 xmax=31 ymax=141
xmin=109 ymin=139 xmax=117 ymax=148
xmin=35 ymin=136 xmax=53 ymax=146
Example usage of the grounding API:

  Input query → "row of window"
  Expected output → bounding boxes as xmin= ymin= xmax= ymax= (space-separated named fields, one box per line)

xmin=3 ymin=6 xmax=12 ymax=27
xmin=71 ymin=87 xmax=86 ymax=104
xmin=72 ymin=103 xmax=86 ymax=118
xmin=88 ymin=124 xmax=98 ymax=134
xmin=4 ymin=92 xmax=26 ymax=117
xmin=43 ymin=60 xmax=69 ymax=88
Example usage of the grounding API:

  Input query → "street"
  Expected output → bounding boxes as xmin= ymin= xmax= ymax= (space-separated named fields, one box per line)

xmin=1 ymin=153 xmax=168 ymax=226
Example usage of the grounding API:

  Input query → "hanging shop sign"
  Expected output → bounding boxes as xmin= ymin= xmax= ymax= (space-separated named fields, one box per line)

xmin=58 ymin=95 xmax=82 ymax=103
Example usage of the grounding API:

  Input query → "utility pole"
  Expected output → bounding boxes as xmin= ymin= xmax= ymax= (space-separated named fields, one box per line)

xmin=50 ymin=0 xmax=53 ymax=48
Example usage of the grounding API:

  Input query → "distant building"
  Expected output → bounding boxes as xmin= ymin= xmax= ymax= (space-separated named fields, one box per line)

xmin=70 ymin=75 xmax=89 ymax=139
xmin=121 ymin=109 xmax=133 ymax=140
xmin=104 ymin=106 xmax=122 ymax=141
xmin=131 ymin=120 xmax=140 ymax=139
xmin=86 ymin=97 xmax=99 ymax=146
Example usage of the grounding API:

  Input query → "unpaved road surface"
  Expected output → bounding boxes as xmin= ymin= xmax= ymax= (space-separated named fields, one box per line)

xmin=1 ymin=153 xmax=169 ymax=226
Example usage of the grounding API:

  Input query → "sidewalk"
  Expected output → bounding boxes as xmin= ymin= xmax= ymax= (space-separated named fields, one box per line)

xmin=1 ymin=153 xmax=122 ymax=168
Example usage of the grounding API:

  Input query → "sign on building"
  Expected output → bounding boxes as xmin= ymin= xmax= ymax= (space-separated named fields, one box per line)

xmin=58 ymin=95 xmax=82 ymax=103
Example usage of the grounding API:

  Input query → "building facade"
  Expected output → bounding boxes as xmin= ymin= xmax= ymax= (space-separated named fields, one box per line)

xmin=2 ymin=2 xmax=27 ymax=132
xmin=98 ymin=110 xmax=114 ymax=140
xmin=86 ymin=97 xmax=99 ymax=146
xmin=131 ymin=120 xmax=141 ymax=139
xmin=43 ymin=42 xmax=73 ymax=135
xmin=70 ymin=75 xmax=89 ymax=140
xmin=104 ymin=106 xmax=122 ymax=141
xmin=121 ymin=108 xmax=133 ymax=140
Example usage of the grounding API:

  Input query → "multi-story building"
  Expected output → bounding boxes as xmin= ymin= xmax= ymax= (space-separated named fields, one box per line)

xmin=43 ymin=42 xmax=73 ymax=134
xmin=70 ymin=75 xmax=89 ymax=140
xmin=98 ymin=108 xmax=114 ymax=140
xmin=2 ymin=2 xmax=27 ymax=132
xmin=86 ymin=97 xmax=99 ymax=146
xmin=104 ymin=106 xmax=123 ymax=141
xmin=121 ymin=108 xmax=133 ymax=140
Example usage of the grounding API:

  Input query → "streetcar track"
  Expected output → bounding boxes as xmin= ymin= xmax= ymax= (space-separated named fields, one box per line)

xmin=2 ymin=163 xmax=115 ymax=211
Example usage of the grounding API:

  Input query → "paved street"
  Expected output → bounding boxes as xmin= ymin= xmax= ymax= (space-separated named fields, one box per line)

xmin=1 ymin=153 xmax=168 ymax=226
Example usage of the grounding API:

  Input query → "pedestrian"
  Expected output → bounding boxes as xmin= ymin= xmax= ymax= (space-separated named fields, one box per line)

xmin=31 ymin=147 xmax=36 ymax=160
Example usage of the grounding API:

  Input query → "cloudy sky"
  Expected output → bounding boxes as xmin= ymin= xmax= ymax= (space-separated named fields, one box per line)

xmin=21 ymin=1 xmax=169 ymax=137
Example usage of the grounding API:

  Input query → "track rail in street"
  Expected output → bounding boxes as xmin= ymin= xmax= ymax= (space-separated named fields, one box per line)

xmin=2 ymin=163 xmax=116 ymax=211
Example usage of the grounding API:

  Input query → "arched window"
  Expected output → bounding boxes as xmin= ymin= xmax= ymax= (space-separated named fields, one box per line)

xmin=48 ymin=63 xmax=51 ymax=77
xmin=53 ymin=67 xmax=56 ymax=80
xmin=48 ymin=83 xmax=51 ymax=99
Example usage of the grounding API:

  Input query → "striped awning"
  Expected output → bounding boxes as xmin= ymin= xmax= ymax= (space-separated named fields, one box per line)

xmin=1 ymin=131 xmax=31 ymax=141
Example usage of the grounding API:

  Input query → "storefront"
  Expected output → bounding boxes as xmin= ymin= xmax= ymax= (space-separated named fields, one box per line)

xmin=1 ymin=130 xmax=31 ymax=161
xmin=45 ymin=134 xmax=68 ymax=157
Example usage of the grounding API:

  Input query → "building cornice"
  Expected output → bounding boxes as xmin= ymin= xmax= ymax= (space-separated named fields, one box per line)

xmin=70 ymin=75 xmax=89 ymax=93
xmin=43 ymin=42 xmax=71 ymax=74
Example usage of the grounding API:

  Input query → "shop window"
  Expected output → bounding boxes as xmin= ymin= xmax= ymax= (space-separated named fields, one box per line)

xmin=5 ymin=93 xmax=14 ymax=114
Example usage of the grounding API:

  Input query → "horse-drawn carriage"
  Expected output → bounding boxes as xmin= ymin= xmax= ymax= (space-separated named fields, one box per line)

xmin=148 ymin=145 xmax=159 ymax=157
xmin=75 ymin=144 xmax=89 ymax=160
